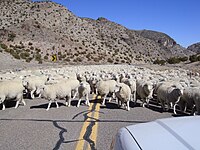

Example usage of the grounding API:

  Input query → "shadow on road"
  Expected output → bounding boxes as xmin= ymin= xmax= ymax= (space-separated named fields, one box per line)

xmin=30 ymin=101 xmax=78 ymax=109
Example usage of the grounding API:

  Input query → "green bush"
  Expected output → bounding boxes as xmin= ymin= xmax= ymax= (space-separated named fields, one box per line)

xmin=26 ymin=57 xmax=33 ymax=62
xmin=153 ymin=58 xmax=166 ymax=65
xmin=44 ymin=55 xmax=48 ymax=60
xmin=179 ymin=56 xmax=188 ymax=62
xmin=189 ymin=55 xmax=200 ymax=62
xmin=20 ymin=52 xmax=30 ymax=59
xmin=0 ymin=43 xmax=8 ymax=50
xmin=167 ymin=57 xmax=181 ymax=64
xmin=35 ymin=53 xmax=42 ymax=61
xmin=12 ymin=53 xmax=20 ymax=59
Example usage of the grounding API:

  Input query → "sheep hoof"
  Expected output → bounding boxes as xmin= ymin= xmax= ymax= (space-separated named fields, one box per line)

xmin=101 ymin=104 xmax=106 ymax=107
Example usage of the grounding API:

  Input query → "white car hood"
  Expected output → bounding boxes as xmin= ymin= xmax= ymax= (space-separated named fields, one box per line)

xmin=126 ymin=116 xmax=200 ymax=150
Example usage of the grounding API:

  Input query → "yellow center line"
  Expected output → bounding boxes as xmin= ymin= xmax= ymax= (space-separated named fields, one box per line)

xmin=75 ymin=94 xmax=100 ymax=150
xmin=87 ymin=101 xmax=100 ymax=150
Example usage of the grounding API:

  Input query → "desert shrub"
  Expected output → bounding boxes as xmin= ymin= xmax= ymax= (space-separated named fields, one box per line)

xmin=38 ymin=60 xmax=43 ymax=64
xmin=58 ymin=52 xmax=61 ymax=55
xmin=28 ymin=42 xmax=33 ymax=46
xmin=121 ymin=59 xmax=125 ymax=63
xmin=153 ymin=58 xmax=166 ymax=65
xmin=20 ymin=52 xmax=30 ymax=59
xmin=12 ymin=53 xmax=20 ymax=59
xmin=0 ymin=43 xmax=8 ymax=50
xmin=44 ymin=55 xmax=48 ymax=60
xmin=7 ymin=33 xmax=16 ymax=42
xmin=26 ymin=57 xmax=33 ymax=62
xmin=64 ymin=58 xmax=70 ymax=62
xmin=107 ymin=58 xmax=113 ymax=63
xmin=179 ymin=56 xmax=188 ymax=62
xmin=35 ymin=53 xmax=42 ymax=61
xmin=189 ymin=55 xmax=199 ymax=62
xmin=35 ymin=48 xmax=41 ymax=53
xmin=167 ymin=57 xmax=181 ymax=64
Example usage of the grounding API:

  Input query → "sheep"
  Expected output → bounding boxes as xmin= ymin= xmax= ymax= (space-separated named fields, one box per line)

xmin=96 ymin=80 xmax=118 ymax=106
xmin=41 ymin=82 xmax=72 ymax=111
xmin=63 ymin=79 xmax=80 ymax=100
xmin=121 ymin=78 xmax=136 ymax=102
xmin=23 ymin=75 xmax=49 ymax=99
xmin=156 ymin=83 xmax=183 ymax=112
xmin=41 ymin=78 xmax=79 ymax=109
xmin=88 ymin=76 xmax=100 ymax=94
xmin=136 ymin=80 xmax=154 ymax=107
xmin=115 ymin=83 xmax=131 ymax=111
xmin=0 ymin=80 xmax=25 ymax=110
xmin=174 ymin=87 xmax=200 ymax=115
xmin=77 ymin=81 xmax=91 ymax=107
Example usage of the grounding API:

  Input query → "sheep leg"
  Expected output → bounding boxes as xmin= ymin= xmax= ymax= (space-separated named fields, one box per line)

xmin=72 ymin=89 xmax=78 ymax=99
xmin=142 ymin=99 xmax=146 ymax=107
xmin=160 ymin=100 xmax=166 ymax=111
xmin=2 ymin=103 xmax=6 ymax=110
xmin=108 ymin=97 xmax=112 ymax=102
xmin=146 ymin=98 xmax=150 ymax=107
xmin=77 ymin=98 xmax=81 ymax=107
xmin=67 ymin=97 xmax=71 ymax=107
xmin=46 ymin=100 xmax=52 ymax=111
xmin=22 ymin=99 xmax=26 ymax=106
xmin=55 ymin=101 xmax=59 ymax=108
xmin=173 ymin=104 xmax=177 ymax=115
xmin=117 ymin=98 xmax=121 ymax=108
xmin=126 ymin=101 xmax=130 ymax=111
xmin=85 ymin=94 xmax=90 ymax=106
xmin=166 ymin=102 xmax=170 ymax=111
xmin=30 ymin=90 xmax=35 ymax=99
xmin=102 ymin=94 xmax=107 ymax=106
xmin=15 ymin=100 xmax=20 ymax=109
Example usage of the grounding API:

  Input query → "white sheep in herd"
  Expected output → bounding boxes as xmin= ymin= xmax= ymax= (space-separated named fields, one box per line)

xmin=23 ymin=75 xmax=49 ymax=99
xmin=77 ymin=81 xmax=91 ymax=107
xmin=136 ymin=80 xmax=154 ymax=107
xmin=156 ymin=83 xmax=183 ymax=112
xmin=0 ymin=80 xmax=26 ymax=110
xmin=41 ymin=78 xmax=79 ymax=110
xmin=96 ymin=79 xmax=118 ymax=105
xmin=174 ymin=87 xmax=200 ymax=115
xmin=115 ymin=83 xmax=131 ymax=111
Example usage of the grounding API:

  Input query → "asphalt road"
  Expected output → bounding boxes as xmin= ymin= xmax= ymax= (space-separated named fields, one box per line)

xmin=0 ymin=95 xmax=174 ymax=150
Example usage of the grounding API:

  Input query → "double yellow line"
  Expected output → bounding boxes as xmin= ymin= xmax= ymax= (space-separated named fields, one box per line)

xmin=75 ymin=95 xmax=101 ymax=150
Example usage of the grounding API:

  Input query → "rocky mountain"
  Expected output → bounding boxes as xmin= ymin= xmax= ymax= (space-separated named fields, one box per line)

xmin=0 ymin=0 xmax=196 ymax=65
xmin=187 ymin=42 xmax=200 ymax=54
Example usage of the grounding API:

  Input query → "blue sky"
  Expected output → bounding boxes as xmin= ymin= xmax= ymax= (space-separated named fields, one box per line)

xmin=38 ymin=0 xmax=199 ymax=47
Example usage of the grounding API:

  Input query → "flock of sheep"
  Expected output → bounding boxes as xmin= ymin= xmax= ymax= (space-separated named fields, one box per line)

xmin=0 ymin=65 xmax=200 ymax=115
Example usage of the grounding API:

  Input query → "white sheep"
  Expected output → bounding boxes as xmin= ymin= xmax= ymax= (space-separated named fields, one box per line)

xmin=77 ymin=81 xmax=91 ymax=107
xmin=0 ymin=80 xmax=25 ymax=110
xmin=96 ymin=80 xmax=118 ymax=105
xmin=121 ymin=78 xmax=136 ymax=102
xmin=42 ymin=78 xmax=80 ymax=110
xmin=115 ymin=83 xmax=131 ymax=111
xmin=156 ymin=83 xmax=183 ymax=112
xmin=136 ymin=80 xmax=154 ymax=107
xmin=174 ymin=87 xmax=200 ymax=115
xmin=88 ymin=76 xmax=100 ymax=94
xmin=23 ymin=75 xmax=49 ymax=99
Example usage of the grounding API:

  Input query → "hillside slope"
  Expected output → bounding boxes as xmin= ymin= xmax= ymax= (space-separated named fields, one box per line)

xmin=0 ymin=0 xmax=196 ymax=65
